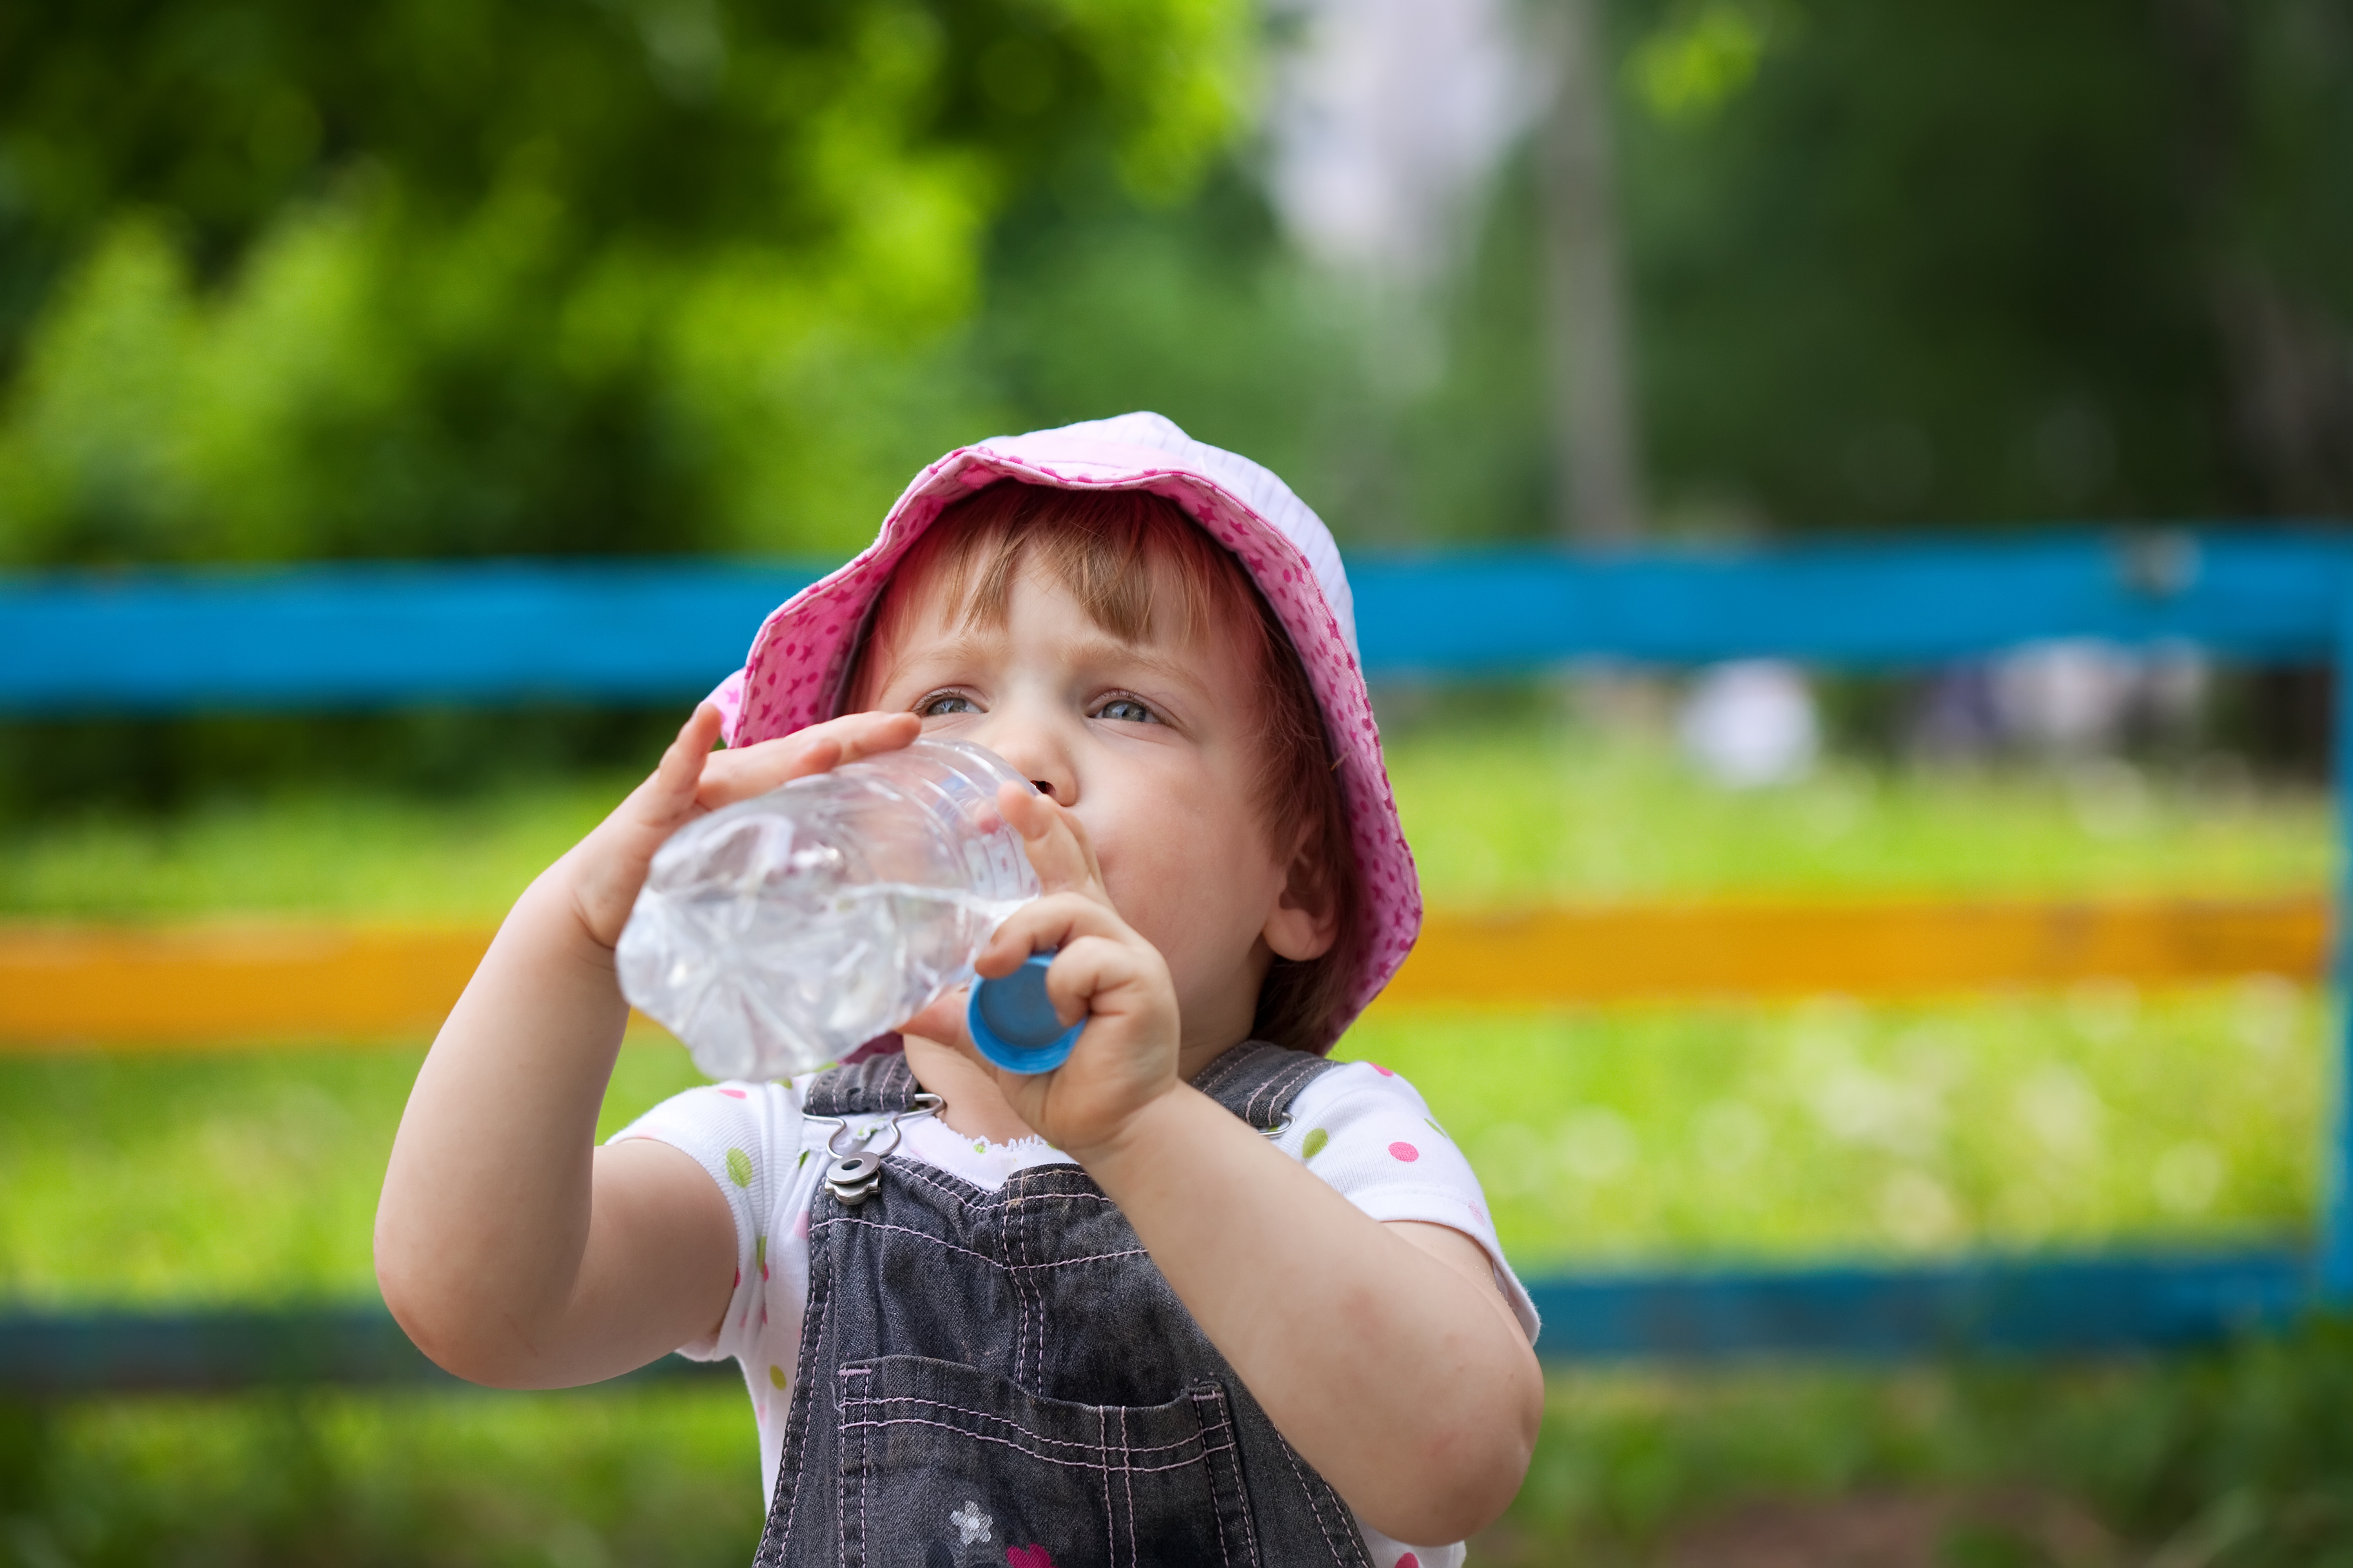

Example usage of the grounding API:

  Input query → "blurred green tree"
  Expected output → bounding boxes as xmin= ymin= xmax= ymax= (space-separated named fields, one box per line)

xmin=1612 ymin=0 xmax=2353 ymax=532
xmin=0 ymin=0 xmax=1253 ymax=565
xmin=962 ymin=0 xmax=2352 ymax=549
xmin=2 ymin=0 xmax=2345 ymax=571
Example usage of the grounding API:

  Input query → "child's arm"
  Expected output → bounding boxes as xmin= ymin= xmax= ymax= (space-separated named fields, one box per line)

xmin=946 ymin=792 xmax=1545 ymax=1547
xmin=1082 ymin=1090 xmax=1537 ymax=1545
xmin=374 ymin=703 xmax=917 ymax=1388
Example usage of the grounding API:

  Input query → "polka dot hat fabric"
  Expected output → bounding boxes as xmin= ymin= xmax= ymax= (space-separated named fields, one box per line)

xmin=706 ymin=411 xmax=1422 ymax=1052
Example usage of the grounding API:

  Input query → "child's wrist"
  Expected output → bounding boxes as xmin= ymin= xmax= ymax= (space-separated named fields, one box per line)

xmin=1063 ymin=1080 xmax=1199 ymax=1176
xmin=525 ymin=853 xmax=625 ymax=967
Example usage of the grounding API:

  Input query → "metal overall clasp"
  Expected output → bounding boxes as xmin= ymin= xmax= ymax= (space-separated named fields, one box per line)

xmin=814 ymin=1093 xmax=942 ymax=1208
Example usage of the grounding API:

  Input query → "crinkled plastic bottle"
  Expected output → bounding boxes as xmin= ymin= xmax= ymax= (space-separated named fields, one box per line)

xmin=616 ymin=739 xmax=1039 ymax=1081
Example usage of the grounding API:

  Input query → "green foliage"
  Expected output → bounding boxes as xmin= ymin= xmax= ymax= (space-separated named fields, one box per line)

xmin=0 ymin=702 xmax=684 ymax=825
xmin=968 ymin=0 xmax=2353 ymax=546
xmin=2091 ymin=1321 xmax=2353 ymax=1562
xmin=968 ymin=0 xmax=2353 ymax=547
xmin=0 ymin=0 xmax=2345 ymax=568
xmin=1360 ymin=985 xmax=2318 ymax=1270
xmin=0 ymin=983 xmax=2313 ymax=1307
xmin=1388 ymin=724 xmax=2329 ymax=904
xmin=0 ymin=0 xmax=1252 ymax=566
xmin=1610 ymin=0 xmax=2353 ymax=530
xmin=15 ymin=1335 xmax=2353 ymax=1563
xmin=1484 ymin=1328 xmax=2353 ymax=1563
xmin=0 ymin=1043 xmax=705 ymax=1307
xmin=1628 ymin=0 xmax=1775 ymax=125
xmin=3 ymin=0 xmax=2342 ymax=571
xmin=0 ymin=1387 xmax=761 ymax=1567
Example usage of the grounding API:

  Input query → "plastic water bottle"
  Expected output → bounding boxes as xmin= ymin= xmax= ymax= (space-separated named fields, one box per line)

xmin=617 ymin=739 xmax=1042 ymax=1081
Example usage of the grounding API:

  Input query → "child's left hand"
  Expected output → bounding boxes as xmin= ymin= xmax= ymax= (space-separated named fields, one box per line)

xmin=903 ymin=791 xmax=1544 ymax=1547
xmin=901 ymin=782 xmax=1181 ymax=1157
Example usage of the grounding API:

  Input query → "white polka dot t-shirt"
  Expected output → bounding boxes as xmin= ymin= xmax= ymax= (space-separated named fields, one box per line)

xmin=611 ymin=1058 xmax=1539 ymax=1568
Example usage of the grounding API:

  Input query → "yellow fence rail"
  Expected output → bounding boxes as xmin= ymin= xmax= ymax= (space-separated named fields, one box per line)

xmin=1383 ymin=896 xmax=2328 ymax=1006
xmin=0 ymin=895 xmax=2325 ymax=1047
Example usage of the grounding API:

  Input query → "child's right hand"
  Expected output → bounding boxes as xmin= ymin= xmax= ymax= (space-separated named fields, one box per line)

xmin=382 ymin=699 xmax=916 ymax=1391
xmin=559 ymin=702 xmax=921 ymax=950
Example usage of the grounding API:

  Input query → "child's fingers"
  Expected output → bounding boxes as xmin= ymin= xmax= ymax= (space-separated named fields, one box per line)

xmin=567 ymin=704 xmax=725 ymax=945
xmin=1039 ymin=934 xmax=1149 ymax=1029
xmin=630 ymin=702 xmax=725 ymax=824
xmin=944 ymin=933 xmax=1149 ymax=1072
xmin=998 ymin=784 xmax=1104 ymax=895
xmin=697 ymin=711 xmax=919 ymax=808
xmin=795 ymin=708 xmax=921 ymax=772
xmin=973 ymin=893 xmax=1128 ymax=983
xmin=897 ymin=991 xmax=973 ymax=1052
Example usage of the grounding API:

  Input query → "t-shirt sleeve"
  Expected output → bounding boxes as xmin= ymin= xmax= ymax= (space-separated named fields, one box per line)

xmin=1275 ymin=1061 xmax=1541 ymax=1344
xmin=607 ymin=1078 xmax=808 ymax=1362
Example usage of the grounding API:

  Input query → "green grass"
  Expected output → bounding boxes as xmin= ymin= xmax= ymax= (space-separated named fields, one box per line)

xmin=0 ymin=780 xmax=627 ymax=923
xmin=1361 ymin=983 xmax=2322 ymax=1269
xmin=1490 ymin=1325 xmax=2353 ymax=1565
xmin=0 ymin=985 xmax=2318 ymax=1309
xmin=0 ymin=1043 xmax=706 ymax=1308
xmin=0 ymin=730 xmax=2330 ymax=921
xmin=1391 ymin=730 xmax=2331 ymax=904
xmin=3 ymin=1386 xmax=763 ymax=1567
xmin=0 ymin=722 xmax=2343 ymax=1563
xmin=12 ymin=1323 xmax=2353 ymax=1565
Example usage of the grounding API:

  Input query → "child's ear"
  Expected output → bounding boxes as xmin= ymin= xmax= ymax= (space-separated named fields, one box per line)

xmin=1262 ymin=824 xmax=1340 ymax=963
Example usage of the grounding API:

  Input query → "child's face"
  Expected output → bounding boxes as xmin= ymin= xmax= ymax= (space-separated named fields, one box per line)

xmin=861 ymin=553 xmax=1316 ymax=1052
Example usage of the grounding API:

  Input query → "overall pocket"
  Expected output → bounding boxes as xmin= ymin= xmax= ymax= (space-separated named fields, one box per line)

xmin=834 ymin=1355 xmax=1261 ymax=1568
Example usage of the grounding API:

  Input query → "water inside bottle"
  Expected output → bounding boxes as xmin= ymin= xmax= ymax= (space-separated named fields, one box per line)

xmin=616 ymin=738 xmax=1041 ymax=1080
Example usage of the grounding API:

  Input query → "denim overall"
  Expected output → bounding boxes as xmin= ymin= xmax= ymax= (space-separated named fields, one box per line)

xmin=754 ymin=1042 xmax=1380 ymax=1568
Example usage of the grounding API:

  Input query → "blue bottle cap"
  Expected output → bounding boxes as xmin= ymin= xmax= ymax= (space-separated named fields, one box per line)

xmin=967 ymin=953 xmax=1082 ymax=1074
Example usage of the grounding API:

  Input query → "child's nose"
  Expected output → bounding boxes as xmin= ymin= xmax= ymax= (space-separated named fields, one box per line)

xmin=973 ymin=711 xmax=1073 ymax=804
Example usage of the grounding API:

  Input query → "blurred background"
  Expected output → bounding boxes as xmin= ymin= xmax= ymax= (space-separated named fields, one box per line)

xmin=4 ymin=1 xmax=2353 ymax=1563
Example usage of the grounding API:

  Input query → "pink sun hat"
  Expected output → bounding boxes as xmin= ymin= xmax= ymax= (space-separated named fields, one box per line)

xmin=707 ymin=411 xmax=1421 ymax=1050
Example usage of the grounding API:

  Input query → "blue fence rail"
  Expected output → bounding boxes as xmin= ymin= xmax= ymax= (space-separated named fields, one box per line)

xmin=6 ymin=530 xmax=2350 ymax=714
xmin=0 ymin=1251 xmax=2312 ymax=1393
xmin=2 ymin=525 xmax=2347 ymax=1389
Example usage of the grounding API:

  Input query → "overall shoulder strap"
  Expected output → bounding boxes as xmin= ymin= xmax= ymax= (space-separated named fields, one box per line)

xmin=1189 ymin=1041 xmax=1342 ymax=1132
xmin=801 ymin=1051 xmax=921 ymax=1118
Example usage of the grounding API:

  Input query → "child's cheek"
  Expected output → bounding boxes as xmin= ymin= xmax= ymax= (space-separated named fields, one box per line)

xmin=1109 ymin=848 xmax=1216 ymax=968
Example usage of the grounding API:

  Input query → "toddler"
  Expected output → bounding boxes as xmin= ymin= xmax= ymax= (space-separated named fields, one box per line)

xmin=376 ymin=413 xmax=1543 ymax=1566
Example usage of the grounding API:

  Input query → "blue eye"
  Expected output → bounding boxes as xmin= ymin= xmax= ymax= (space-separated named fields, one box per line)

xmin=917 ymin=692 xmax=980 ymax=717
xmin=1097 ymin=696 xmax=1159 ymax=724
